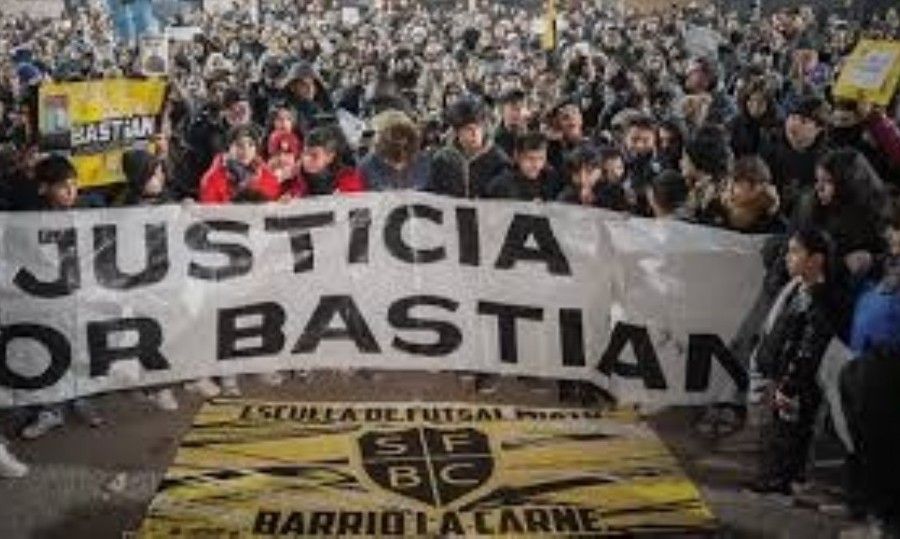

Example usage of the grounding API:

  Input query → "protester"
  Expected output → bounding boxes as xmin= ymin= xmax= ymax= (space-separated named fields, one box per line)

xmin=485 ymin=132 xmax=560 ymax=201
xmin=720 ymin=156 xmax=785 ymax=234
xmin=557 ymin=145 xmax=628 ymax=211
xmin=792 ymin=149 xmax=890 ymax=272
xmin=751 ymin=227 xmax=838 ymax=496
xmin=681 ymin=124 xmax=732 ymax=227
xmin=761 ymin=95 xmax=831 ymax=213
xmin=18 ymin=156 xmax=105 ymax=439
xmin=647 ymin=170 xmax=691 ymax=221
xmin=200 ymin=124 xmax=281 ymax=204
xmin=295 ymin=126 xmax=366 ymax=196
xmin=430 ymin=97 xmax=510 ymax=199
xmin=360 ymin=111 xmax=430 ymax=191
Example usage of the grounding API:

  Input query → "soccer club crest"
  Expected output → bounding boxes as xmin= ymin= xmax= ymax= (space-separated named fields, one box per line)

xmin=357 ymin=427 xmax=494 ymax=508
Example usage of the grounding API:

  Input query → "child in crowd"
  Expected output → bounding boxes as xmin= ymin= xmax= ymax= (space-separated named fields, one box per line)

xmin=19 ymin=156 xmax=106 ymax=439
xmin=751 ymin=227 xmax=838 ymax=496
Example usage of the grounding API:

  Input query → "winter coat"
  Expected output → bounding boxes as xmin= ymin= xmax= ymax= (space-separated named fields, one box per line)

xmin=850 ymin=261 xmax=900 ymax=356
xmin=484 ymin=168 xmax=563 ymax=202
xmin=792 ymin=191 xmax=887 ymax=259
xmin=720 ymin=183 xmax=787 ymax=234
xmin=199 ymin=154 xmax=281 ymax=204
xmin=299 ymin=166 xmax=366 ymax=197
xmin=754 ymin=282 xmax=836 ymax=400
xmin=760 ymin=132 xmax=828 ymax=214
xmin=359 ymin=153 xmax=431 ymax=192
xmin=728 ymin=113 xmax=780 ymax=158
xmin=557 ymin=182 xmax=629 ymax=212
xmin=428 ymin=143 xmax=511 ymax=199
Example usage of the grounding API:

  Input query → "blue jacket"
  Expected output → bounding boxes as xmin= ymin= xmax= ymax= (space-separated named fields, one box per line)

xmin=850 ymin=283 xmax=900 ymax=356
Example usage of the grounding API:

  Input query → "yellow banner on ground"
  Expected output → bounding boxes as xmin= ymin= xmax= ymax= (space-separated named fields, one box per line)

xmin=139 ymin=401 xmax=716 ymax=537
xmin=38 ymin=78 xmax=167 ymax=188
xmin=834 ymin=39 xmax=900 ymax=106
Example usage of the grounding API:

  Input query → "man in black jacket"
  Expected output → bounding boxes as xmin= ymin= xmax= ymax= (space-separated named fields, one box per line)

xmin=760 ymin=96 xmax=830 ymax=215
xmin=429 ymin=97 xmax=511 ymax=199
xmin=485 ymin=132 xmax=562 ymax=201
xmin=493 ymin=89 xmax=530 ymax=157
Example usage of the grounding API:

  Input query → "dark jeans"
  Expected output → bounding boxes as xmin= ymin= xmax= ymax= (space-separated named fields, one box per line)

xmin=840 ymin=353 xmax=900 ymax=525
xmin=758 ymin=389 xmax=821 ymax=486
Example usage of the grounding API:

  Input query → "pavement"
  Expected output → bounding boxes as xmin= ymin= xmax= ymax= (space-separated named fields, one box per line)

xmin=0 ymin=371 xmax=856 ymax=539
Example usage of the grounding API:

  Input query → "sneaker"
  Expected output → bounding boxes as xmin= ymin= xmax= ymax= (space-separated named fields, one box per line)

xmin=257 ymin=372 xmax=284 ymax=387
xmin=150 ymin=389 xmax=179 ymax=412
xmin=0 ymin=444 xmax=28 ymax=478
xmin=221 ymin=376 xmax=241 ymax=397
xmin=21 ymin=409 xmax=64 ymax=440
xmin=186 ymin=378 xmax=221 ymax=399
xmin=72 ymin=399 xmax=104 ymax=428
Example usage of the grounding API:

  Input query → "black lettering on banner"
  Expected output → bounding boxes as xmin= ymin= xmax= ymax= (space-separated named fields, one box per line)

xmin=93 ymin=223 xmax=170 ymax=290
xmin=293 ymin=295 xmax=380 ymax=354
xmin=597 ymin=322 xmax=667 ymax=390
xmin=550 ymin=507 xmax=581 ymax=532
xmin=579 ymin=508 xmax=606 ymax=532
xmin=185 ymin=220 xmax=253 ymax=281
xmin=559 ymin=308 xmax=586 ymax=367
xmin=685 ymin=334 xmax=749 ymax=392
xmin=389 ymin=296 xmax=462 ymax=357
xmin=279 ymin=512 xmax=304 ymax=534
xmin=252 ymin=511 xmax=281 ymax=535
xmin=384 ymin=204 xmax=446 ymax=264
xmin=348 ymin=209 xmax=371 ymax=265
xmin=524 ymin=508 xmax=553 ymax=533
xmin=439 ymin=512 xmax=465 ymax=535
xmin=477 ymin=301 xmax=544 ymax=364
xmin=265 ymin=212 xmax=335 ymax=273
xmin=87 ymin=318 xmax=169 ymax=377
xmin=218 ymin=303 xmax=286 ymax=360
xmin=336 ymin=511 xmax=364 ymax=535
xmin=13 ymin=228 xmax=81 ymax=298
xmin=0 ymin=324 xmax=71 ymax=390
xmin=499 ymin=508 xmax=526 ymax=533
xmin=475 ymin=511 xmax=494 ymax=534
xmin=495 ymin=215 xmax=572 ymax=276
xmin=308 ymin=512 xmax=336 ymax=535
xmin=455 ymin=207 xmax=480 ymax=266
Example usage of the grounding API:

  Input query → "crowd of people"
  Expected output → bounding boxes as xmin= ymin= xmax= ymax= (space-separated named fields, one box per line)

xmin=0 ymin=0 xmax=898 ymax=534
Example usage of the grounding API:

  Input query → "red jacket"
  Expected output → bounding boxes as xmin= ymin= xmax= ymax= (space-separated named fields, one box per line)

xmin=200 ymin=154 xmax=281 ymax=204
xmin=865 ymin=112 xmax=900 ymax=172
xmin=299 ymin=166 xmax=367 ymax=197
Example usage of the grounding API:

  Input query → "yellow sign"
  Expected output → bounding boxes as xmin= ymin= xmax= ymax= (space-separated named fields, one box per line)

xmin=139 ymin=401 xmax=717 ymax=537
xmin=834 ymin=39 xmax=900 ymax=106
xmin=38 ymin=78 xmax=168 ymax=188
xmin=542 ymin=0 xmax=558 ymax=51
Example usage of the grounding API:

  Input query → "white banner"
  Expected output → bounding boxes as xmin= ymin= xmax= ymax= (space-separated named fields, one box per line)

xmin=0 ymin=192 xmax=764 ymax=408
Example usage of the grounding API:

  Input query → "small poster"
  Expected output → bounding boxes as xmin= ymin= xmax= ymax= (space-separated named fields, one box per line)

xmin=834 ymin=39 xmax=900 ymax=106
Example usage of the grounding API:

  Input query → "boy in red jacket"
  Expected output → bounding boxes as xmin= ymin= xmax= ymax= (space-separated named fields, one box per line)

xmin=200 ymin=125 xmax=280 ymax=204
xmin=282 ymin=126 xmax=366 ymax=198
